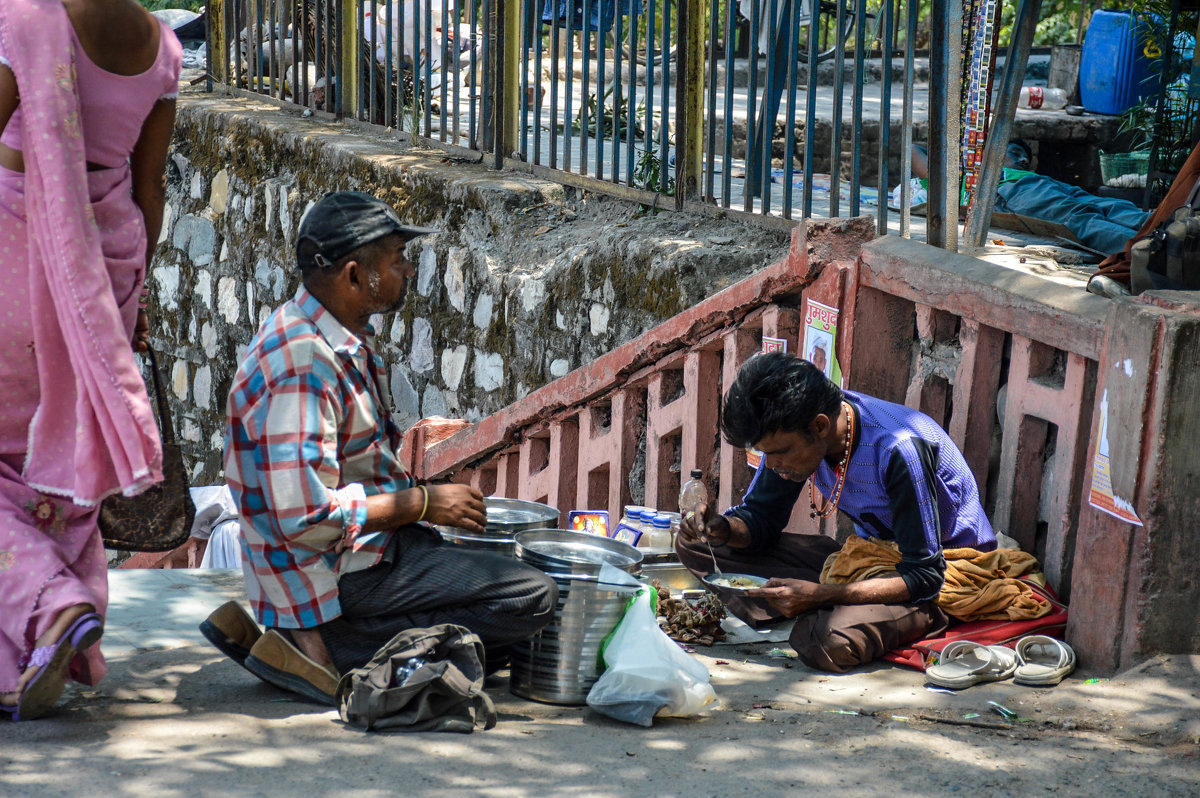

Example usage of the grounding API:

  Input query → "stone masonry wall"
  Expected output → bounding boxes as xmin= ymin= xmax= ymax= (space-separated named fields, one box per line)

xmin=153 ymin=88 xmax=791 ymax=484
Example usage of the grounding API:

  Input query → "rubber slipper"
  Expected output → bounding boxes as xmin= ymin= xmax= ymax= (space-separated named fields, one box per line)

xmin=14 ymin=612 xmax=104 ymax=721
xmin=1013 ymin=635 xmax=1076 ymax=686
xmin=925 ymin=640 xmax=1017 ymax=689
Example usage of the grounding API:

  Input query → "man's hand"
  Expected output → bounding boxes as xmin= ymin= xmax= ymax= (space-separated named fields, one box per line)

xmin=422 ymin=483 xmax=486 ymax=533
xmin=676 ymin=502 xmax=732 ymax=546
xmin=746 ymin=578 xmax=827 ymax=617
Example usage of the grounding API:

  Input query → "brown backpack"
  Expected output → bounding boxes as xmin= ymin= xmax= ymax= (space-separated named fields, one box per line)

xmin=336 ymin=624 xmax=497 ymax=733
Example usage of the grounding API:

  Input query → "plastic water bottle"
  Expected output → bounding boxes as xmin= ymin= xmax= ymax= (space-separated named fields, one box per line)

xmin=647 ymin=513 xmax=675 ymax=549
xmin=679 ymin=469 xmax=708 ymax=518
xmin=1018 ymin=86 xmax=1068 ymax=110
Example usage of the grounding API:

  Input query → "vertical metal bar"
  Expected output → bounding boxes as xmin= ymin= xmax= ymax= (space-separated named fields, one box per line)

xmin=549 ymin=0 xmax=561 ymax=167
xmin=521 ymin=0 xmax=532 ymax=158
xmin=612 ymin=8 xmax=624 ymax=181
xmin=440 ymin=0 xmax=450 ymax=139
xmin=704 ymin=0 xmax=719 ymax=201
xmin=535 ymin=1 xmax=546 ymax=163
xmin=850 ymin=0 xmax=866 ymax=214
xmin=564 ymin=0 xmax=576 ymax=172
xmin=830 ymin=0 xmax=846 ymax=217
xmin=595 ymin=0 xmax=607 ymax=180
xmin=927 ymin=0 xmax=964 ymax=249
xmin=581 ymin=0 xmax=593 ymax=173
xmin=875 ymin=0 xmax=894 ymax=234
xmin=782 ymin=0 xmax=800 ymax=218
xmin=453 ymin=0 xmax=462 ymax=142
xmin=644 ymin=0 xmax=656 ymax=189
xmin=721 ymin=0 xmax=735 ymax=207
xmin=340 ymin=0 xmax=359 ymax=118
xmin=743 ymin=0 xmax=760 ymax=212
xmin=367 ymin=0 xmax=377 ymax=120
xmin=676 ymin=0 xmax=705 ymax=205
xmin=291 ymin=1 xmax=301 ymax=105
xmin=502 ymin=0 xmax=522 ymax=160
xmin=899 ymin=0 xmax=917 ymax=236
xmin=469 ymin=0 xmax=479 ymax=146
xmin=802 ymin=0 xmax=818 ymax=218
xmin=624 ymin=0 xmax=638 ymax=185
xmin=425 ymin=0 xmax=434 ymax=136
xmin=658 ymin=0 xmax=671 ymax=194
xmin=249 ymin=0 xmax=261 ymax=93
xmin=760 ymin=0 xmax=778 ymax=213
xmin=964 ymin=0 xmax=1042 ymax=247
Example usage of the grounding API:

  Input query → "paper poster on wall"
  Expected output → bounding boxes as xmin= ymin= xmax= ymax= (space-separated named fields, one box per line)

xmin=746 ymin=335 xmax=789 ymax=469
xmin=1087 ymin=389 xmax=1143 ymax=526
xmin=801 ymin=298 xmax=843 ymax=386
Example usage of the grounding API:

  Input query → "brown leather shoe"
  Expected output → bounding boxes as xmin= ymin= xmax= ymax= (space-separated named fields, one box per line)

xmin=244 ymin=630 xmax=338 ymax=706
xmin=199 ymin=601 xmax=262 ymax=666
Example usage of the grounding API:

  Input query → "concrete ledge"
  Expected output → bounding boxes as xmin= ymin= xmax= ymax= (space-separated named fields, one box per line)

xmin=859 ymin=236 xmax=1111 ymax=359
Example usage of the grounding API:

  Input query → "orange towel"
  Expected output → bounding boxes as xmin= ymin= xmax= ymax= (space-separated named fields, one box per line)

xmin=820 ymin=536 xmax=1053 ymax=622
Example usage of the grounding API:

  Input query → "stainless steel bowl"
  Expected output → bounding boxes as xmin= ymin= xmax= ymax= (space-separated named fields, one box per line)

xmin=436 ymin=497 xmax=560 ymax=554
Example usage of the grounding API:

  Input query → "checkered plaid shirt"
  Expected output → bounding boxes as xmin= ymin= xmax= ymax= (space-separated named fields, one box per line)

xmin=225 ymin=287 xmax=412 ymax=629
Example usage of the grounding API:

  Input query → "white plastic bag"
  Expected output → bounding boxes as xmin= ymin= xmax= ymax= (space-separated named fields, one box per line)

xmin=586 ymin=585 xmax=719 ymax=726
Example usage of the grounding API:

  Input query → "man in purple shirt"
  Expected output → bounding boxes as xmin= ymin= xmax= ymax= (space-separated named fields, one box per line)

xmin=677 ymin=352 xmax=996 ymax=672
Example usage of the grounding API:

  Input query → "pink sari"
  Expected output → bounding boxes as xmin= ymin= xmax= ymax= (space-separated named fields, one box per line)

xmin=0 ymin=0 xmax=164 ymax=692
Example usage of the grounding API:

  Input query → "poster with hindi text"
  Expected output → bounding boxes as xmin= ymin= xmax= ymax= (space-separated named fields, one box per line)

xmin=801 ymin=298 xmax=843 ymax=386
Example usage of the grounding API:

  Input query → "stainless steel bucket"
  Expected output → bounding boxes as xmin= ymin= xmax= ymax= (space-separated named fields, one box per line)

xmin=509 ymin=529 xmax=643 ymax=705
xmin=436 ymin=497 xmax=559 ymax=555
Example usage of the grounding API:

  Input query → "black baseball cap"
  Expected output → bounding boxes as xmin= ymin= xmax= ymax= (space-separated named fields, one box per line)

xmin=296 ymin=191 xmax=437 ymax=269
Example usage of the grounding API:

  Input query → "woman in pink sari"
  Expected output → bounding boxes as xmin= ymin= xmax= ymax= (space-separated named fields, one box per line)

xmin=0 ymin=0 xmax=181 ymax=720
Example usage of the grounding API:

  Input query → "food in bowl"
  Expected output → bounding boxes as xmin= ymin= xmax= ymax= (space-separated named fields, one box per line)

xmin=703 ymin=573 xmax=768 ymax=592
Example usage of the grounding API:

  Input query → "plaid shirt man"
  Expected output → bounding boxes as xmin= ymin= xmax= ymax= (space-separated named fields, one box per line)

xmin=225 ymin=287 xmax=412 ymax=629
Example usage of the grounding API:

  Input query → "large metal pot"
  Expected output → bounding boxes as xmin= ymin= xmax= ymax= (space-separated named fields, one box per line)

xmin=436 ymin=497 xmax=559 ymax=555
xmin=509 ymin=529 xmax=643 ymax=705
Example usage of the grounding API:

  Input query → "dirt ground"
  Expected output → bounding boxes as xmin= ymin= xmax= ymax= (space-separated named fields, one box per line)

xmin=1 ymin=570 xmax=1196 ymax=798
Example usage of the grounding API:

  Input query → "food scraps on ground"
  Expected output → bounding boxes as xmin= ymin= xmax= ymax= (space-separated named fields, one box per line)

xmin=654 ymin=579 xmax=728 ymax=645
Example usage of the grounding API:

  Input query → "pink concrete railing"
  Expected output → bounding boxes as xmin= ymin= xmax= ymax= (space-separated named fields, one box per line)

xmin=411 ymin=220 xmax=1113 ymax=603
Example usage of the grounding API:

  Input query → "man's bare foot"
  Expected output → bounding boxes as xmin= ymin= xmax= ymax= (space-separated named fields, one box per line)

xmin=285 ymin=627 xmax=335 ymax=670
xmin=1 ymin=603 xmax=96 ymax=705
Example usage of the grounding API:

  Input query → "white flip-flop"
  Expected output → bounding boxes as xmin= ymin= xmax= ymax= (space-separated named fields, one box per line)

xmin=925 ymin=640 xmax=1018 ymax=689
xmin=1013 ymin=635 xmax=1076 ymax=686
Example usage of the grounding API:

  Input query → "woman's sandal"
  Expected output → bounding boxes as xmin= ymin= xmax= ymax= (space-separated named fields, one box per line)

xmin=1013 ymin=635 xmax=1076 ymax=686
xmin=925 ymin=640 xmax=1018 ymax=689
xmin=8 ymin=611 xmax=104 ymax=721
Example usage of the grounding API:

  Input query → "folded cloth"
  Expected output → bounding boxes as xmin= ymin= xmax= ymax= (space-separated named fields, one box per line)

xmin=819 ymin=536 xmax=1054 ymax=623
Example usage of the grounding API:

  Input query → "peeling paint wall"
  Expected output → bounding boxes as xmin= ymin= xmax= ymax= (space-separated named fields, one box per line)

xmin=153 ymin=91 xmax=791 ymax=483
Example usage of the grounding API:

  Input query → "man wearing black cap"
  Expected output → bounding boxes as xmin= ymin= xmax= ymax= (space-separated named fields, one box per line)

xmin=202 ymin=192 xmax=557 ymax=705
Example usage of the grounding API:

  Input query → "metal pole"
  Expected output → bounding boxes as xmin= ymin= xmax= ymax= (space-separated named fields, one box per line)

xmin=963 ymin=0 xmax=1042 ymax=248
xmin=676 ymin=0 xmax=707 ymax=206
xmin=926 ymin=0 xmax=963 ymax=249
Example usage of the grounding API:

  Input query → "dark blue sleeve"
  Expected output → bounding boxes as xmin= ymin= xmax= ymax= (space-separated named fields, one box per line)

xmin=725 ymin=460 xmax=804 ymax=553
xmin=883 ymin=439 xmax=947 ymax=604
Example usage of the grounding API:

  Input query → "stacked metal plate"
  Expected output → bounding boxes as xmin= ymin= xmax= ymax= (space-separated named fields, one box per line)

xmin=509 ymin=529 xmax=643 ymax=705
xmin=436 ymin=497 xmax=559 ymax=555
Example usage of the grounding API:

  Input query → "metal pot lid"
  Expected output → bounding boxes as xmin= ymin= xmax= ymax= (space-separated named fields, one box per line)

xmin=484 ymin=497 xmax=559 ymax=530
xmin=514 ymin=528 xmax=643 ymax=569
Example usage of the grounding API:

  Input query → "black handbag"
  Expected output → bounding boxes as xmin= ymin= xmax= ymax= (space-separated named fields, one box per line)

xmin=98 ymin=345 xmax=196 ymax=552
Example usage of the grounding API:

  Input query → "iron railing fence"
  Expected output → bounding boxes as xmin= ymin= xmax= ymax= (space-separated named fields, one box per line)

xmin=208 ymin=0 xmax=959 ymax=235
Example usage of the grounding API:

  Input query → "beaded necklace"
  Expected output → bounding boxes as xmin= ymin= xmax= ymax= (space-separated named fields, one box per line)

xmin=809 ymin=401 xmax=855 ymax=519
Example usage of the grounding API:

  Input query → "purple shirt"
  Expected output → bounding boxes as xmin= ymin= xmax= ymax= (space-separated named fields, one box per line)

xmin=728 ymin=391 xmax=996 ymax=603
